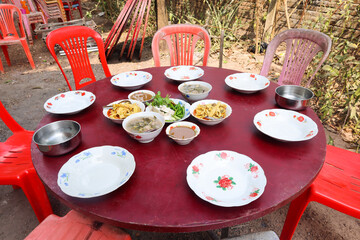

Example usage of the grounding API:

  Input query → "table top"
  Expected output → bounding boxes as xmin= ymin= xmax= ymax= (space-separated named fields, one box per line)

xmin=31 ymin=66 xmax=326 ymax=232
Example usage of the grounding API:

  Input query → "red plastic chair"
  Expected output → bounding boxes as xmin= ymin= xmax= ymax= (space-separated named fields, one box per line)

xmin=25 ymin=210 xmax=132 ymax=240
xmin=62 ymin=0 xmax=83 ymax=21
xmin=260 ymin=28 xmax=332 ymax=87
xmin=46 ymin=26 xmax=111 ymax=90
xmin=0 ymin=4 xmax=35 ymax=73
xmin=151 ymin=24 xmax=211 ymax=67
xmin=0 ymin=100 xmax=53 ymax=222
xmin=280 ymin=145 xmax=360 ymax=240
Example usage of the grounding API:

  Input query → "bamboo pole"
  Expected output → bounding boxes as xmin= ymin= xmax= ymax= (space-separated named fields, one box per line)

xmin=283 ymin=0 xmax=291 ymax=29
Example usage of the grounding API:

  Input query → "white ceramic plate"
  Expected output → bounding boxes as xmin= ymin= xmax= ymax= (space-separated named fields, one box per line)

xmin=110 ymin=71 xmax=152 ymax=90
xmin=57 ymin=146 xmax=135 ymax=198
xmin=146 ymin=98 xmax=191 ymax=123
xmin=190 ymin=99 xmax=232 ymax=125
xmin=102 ymin=99 xmax=145 ymax=124
xmin=44 ymin=91 xmax=96 ymax=115
xmin=253 ymin=109 xmax=318 ymax=142
xmin=186 ymin=150 xmax=267 ymax=207
xmin=225 ymin=73 xmax=270 ymax=93
xmin=164 ymin=66 xmax=204 ymax=81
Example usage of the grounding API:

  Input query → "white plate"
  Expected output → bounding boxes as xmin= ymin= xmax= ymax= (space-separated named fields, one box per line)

xmin=146 ymin=98 xmax=191 ymax=123
xmin=102 ymin=99 xmax=145 ymax=124
xmin=44 ymin=91 xmax=96 ymax=115
xmin=225 ymin=73 xmax=270 ymax=93
xmin=186 ymin=150 xmax=267 ymax=207
xmin=110 ymin=71 xmax=152 ymax=90
xmin=164 ymin=66 xmax=204 ymax=81
xmin=57 ymin=146 xmax=135 ymax=198
xmin=190 ymin=99 xmax=232 ymax=125
xmin=253 ymin=109 xmax=318 ymax=142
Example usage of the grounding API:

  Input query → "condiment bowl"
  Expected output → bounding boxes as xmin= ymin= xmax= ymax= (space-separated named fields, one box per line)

xmin=128 ymin=89 xmax=155 ymax=103
xmin=103 ymin=99 xmax=145 ymax=124
xmin=190 ymin=99 xmax=232 ymax=125
xmin=178 ymin=81 xmax=212 ymax=102
xmin=33 ymin=120 xmax=81 ymax=156
xmin=122 ymin=112 xmax=165 ymax=143
xmin=275 ymin=85 xmax=314 ymax=110
xmin=166 ymin=121 xmax=200 ymax=145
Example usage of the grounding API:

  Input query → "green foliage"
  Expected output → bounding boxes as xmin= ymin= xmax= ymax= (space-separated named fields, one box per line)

xmin=308 ymin=0 xmax=360 ymax=147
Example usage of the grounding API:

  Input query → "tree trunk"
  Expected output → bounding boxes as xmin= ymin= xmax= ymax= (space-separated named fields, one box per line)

xmin=156 ymin=0 xmax=168 ymax=51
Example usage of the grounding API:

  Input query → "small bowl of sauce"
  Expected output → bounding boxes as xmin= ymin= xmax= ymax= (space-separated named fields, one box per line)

xmin=128 ymin=90 xmax=155 ymax=103
xmin=166 ymin=121 xmax=200 ymax=145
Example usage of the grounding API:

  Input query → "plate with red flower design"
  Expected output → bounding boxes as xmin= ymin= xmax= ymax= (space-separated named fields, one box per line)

xmin=164 ymin=66 xmax=204 ymax=81
xmin=44 ymin=90 xmax=96 ymax=115
xmin=186 ymin=150 xmax=267 ymax=207
xmin=253 ymin=109 xmax=318 ymax=142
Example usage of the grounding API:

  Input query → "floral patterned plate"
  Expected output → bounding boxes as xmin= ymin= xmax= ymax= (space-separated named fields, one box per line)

xmin=253 ymin=109 xmax=318 ymax=142
xmin=110 ymin=71 xmax=152 ymax=90
xmin=44 ymin=90 xmax=96 ymax=115
xmin=186 ymin=150 xmax=267 ymax=207
xmin=164 ymin=66 xmax=204 ymax=81
xmin=225 ymin=73 xmax=270 ymax=94
xmin=57 ymin=146 xmax=135 ymax=198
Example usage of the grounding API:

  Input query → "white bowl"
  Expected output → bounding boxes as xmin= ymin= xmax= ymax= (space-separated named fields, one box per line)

xmin=166 ymin=121 xmax=200 ymax=145
xmin=122 ymin=112 xmax=165 ymax=143
xmin=190 ymin=99 xmax=232 ymax=125
xmin=164 ymin=66 xmax=204 ymax=81
xmin=128 ymin=89 xmax=155 ymax=103
xmin=178 ymin=81 xmax=212 ymax=102
xmin=110 ymin=71 xmax=152 ymax=90
xmin=103 ymin=99 xmax=145 ymax=124
xmin=225 ymin=73 xmax=270 ymax=94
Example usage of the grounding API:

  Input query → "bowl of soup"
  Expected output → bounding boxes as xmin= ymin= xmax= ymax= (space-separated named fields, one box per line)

xmin=166 ymin=121 xmax=200 ymax=145
xmin=122 ymin=112 xmax=165 ymax=143
xmin=128 ymin=90 xmax=155 ymax=103
xmin=178 ymin=81 xmax=212 ymax=102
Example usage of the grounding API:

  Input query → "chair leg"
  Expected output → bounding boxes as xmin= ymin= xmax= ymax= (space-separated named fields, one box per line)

xmin=20 ymin=169 xmax=53 ymax=222
xmin=20 ymin=40 xmax=35 ymax=69
xmin=280 ymin=187 xmax=313 ymax=240
xmin=1 ymin=46 xmax=11 ymax=66
xmin=0 ymin=56 xmax=4 ymax=73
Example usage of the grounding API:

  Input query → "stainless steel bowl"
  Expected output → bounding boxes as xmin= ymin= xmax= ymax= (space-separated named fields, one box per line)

xmin=275 ymin=85 xmax=314 ymax=110
xmin=33 ymin=120 xmax=81 ymax=156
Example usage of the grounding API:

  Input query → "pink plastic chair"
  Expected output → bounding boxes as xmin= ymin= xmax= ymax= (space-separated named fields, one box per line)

xmin=10 ymin=0 xmax=47 ymax=45
xmin=46 ymin=26 xmax=111 ymax=90
xmin=152 ymin=24 xmax=211 ymax=67
xmin=280 ymin=145 xmax=360 ymax=240
xmin=25 ymin=210 xmax=132 ymax=240
xmin=0 ymin=100 xmax=53 ymax=222
xmin=260 ymin=28 xmax=332 ymax=87
xmin=0 ymin=4 xmax=35 ymax=73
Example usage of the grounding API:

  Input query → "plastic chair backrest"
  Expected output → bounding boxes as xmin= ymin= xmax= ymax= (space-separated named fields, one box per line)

xmin=152 ymin=24 xmax=211 ymax=67
xmin=0 ymin=100 xmax=24 ymax=134
xmin=0 ymin=4 xmax=24 ymax=39
xmin=260 ymin=28 xmax=332 ymax=87
xmin=46 ymin=26 xmax=111 ymax=90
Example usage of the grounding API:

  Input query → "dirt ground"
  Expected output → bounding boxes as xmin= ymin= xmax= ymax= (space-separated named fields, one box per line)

xmin=0 ymin=13 xmax=359 ymax=240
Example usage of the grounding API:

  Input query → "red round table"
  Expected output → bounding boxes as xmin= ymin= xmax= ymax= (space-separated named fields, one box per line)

xmin=31 ymin=66 xmax=326 ymax=232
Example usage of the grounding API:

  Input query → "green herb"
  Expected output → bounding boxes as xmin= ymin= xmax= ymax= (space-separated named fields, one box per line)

xmin=147 ymin=91 xmax=185 ymax=120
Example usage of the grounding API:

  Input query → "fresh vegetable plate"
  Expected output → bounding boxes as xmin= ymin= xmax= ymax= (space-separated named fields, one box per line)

xmin=186 ymin=150 xmax=267 ymax=207
xmin=225 ymin=73 xmax=270 ymax=94
xmin=253 ymin=109 xmax=318 ymax=142
xmin=164 ymin=66 xmax=204 ymax=81
xmin=44 ymin=90 xmax=96 ymax=115
xmin=57 ymin=146 xmax=135 ymax=198
xmin=110 ymin=71 xmax=152 ymax=90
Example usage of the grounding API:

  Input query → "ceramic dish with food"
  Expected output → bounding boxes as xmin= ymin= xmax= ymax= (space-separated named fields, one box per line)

xmin=178 ymin=81 xmax=212 ymax=102
xmin=225 ymin=73 xmax=270 ymax=94
xmin=164 ymin=66 xmax=204 ymax=81
xmin=190 ymin=99 xmax=232 ymax=125
xmin=145 ymin=92 xmax=190 ymax=123
xmin=122 ymin=112 xmax=165 ymax=143
xmin=110 ymin=71 xmax=152 ymax=90
xmin=103 ymin=99 xmax=145 ymax=124
xmin=166 ymin=121 xmax=200 ymax=145
xmin=44 ymin=90 xmax=96 ymax=115
xmin=128 ymin=89 xmax=155 ymax=103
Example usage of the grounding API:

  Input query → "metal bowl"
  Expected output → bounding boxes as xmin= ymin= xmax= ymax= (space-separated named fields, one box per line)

xmin=275 ymin=85 xmax=314 ymax=110
xmin=33 ymin=120 xmax=81 ymax=156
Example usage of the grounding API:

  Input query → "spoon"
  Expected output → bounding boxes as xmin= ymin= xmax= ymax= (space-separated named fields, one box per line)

xmin=103 ymin=100 xmax=131 ymax=108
